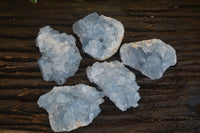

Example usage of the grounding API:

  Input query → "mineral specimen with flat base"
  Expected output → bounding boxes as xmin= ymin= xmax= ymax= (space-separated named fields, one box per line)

xmin=73 ymin=12 xmax=124 ymax=60
xmin=120 ymin=39 xmax=177 ymax=80
xmin=86 ymin=61 xmax=140 ymax=111
xmin=37 ymin=84 xmax=104 ymax=132
xmin=36 ymin=26 xmax=82 ymax=85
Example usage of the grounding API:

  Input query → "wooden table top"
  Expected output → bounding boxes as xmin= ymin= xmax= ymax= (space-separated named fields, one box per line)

xmin=0 ymin=0 xmax=200 ymax=132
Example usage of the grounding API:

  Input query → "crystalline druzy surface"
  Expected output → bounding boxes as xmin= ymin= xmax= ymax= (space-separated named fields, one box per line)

xmin=36 ymin=26 xmax=82 ymax=85
xmin=86 ymin=61 xmax=140 ymax=111
xmin=73 ymin=12 xmax=124 ymax=60
xmin=120 ymin=39 xmax=177 ymax=80
xmin=37 ymin=84 xmax=104 ymax=132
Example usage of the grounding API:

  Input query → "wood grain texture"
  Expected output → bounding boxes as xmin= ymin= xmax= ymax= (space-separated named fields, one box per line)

xmin=0 ymin=0 xmax=200 ymax=132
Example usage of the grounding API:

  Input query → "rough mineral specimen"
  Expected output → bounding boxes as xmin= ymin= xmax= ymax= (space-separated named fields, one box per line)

xmin=86 ymin=61 xmax=140 ymax=111
xmin=37 ymin=84 xmax=104 ymax=132
xmin=73 ymin=12 xmax=124 ymax=60
xmin=120 ymin=39 xmax=177 ymax=80
xmin=36 ymin=26 xmax=82 ymax=85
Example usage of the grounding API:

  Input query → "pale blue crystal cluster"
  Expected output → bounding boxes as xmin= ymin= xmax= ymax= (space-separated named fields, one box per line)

xmin=36 ymin=13 xmax=177 ymax=133
xmin=37 ymin=84 xmax=104 ymax=132
xmin=73 ymin=12 xmax=124 ymax=60
xmin=36 ymin=26 xmax=82 ymax=85
xmin=86 ymin=61 xmax=140 ymax=111
xmin=120 ymin=39 xmax=177 ymax=79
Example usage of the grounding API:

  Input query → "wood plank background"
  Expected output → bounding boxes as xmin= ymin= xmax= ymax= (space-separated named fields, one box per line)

xmin=0 ymin=0 xmax=200 ymax=132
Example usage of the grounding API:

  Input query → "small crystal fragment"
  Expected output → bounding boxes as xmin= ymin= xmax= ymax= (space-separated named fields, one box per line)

xmin=86 ymin=61 xmax=140 ymax=111
xmin=73 ymin=12 xmax=124 ymax=60
xmin=36 ymin=26 xmax=82 ymax=85
xmin=37 ymin=84 xmax=104 ymax=132
xmin=120 ymin=39 xmax=177 ymax=80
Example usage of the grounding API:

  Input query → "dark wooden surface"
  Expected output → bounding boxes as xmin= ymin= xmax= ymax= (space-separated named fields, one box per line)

xmin=0 ymin=0 xmax=200 ymax=132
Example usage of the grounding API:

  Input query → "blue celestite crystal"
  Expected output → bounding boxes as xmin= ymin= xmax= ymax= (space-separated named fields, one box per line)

xmin=120 ymin=39 xmax=177 ymax=80
xmin=86 ymin=61 xmax=140 ymax=111
xmin=73 ymin=12 xmax=124 ymax=60
xmin=36 ymin=26 xmax=82 ymax=85
xmin=37 ymin=84 xmax=104 ymax=132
